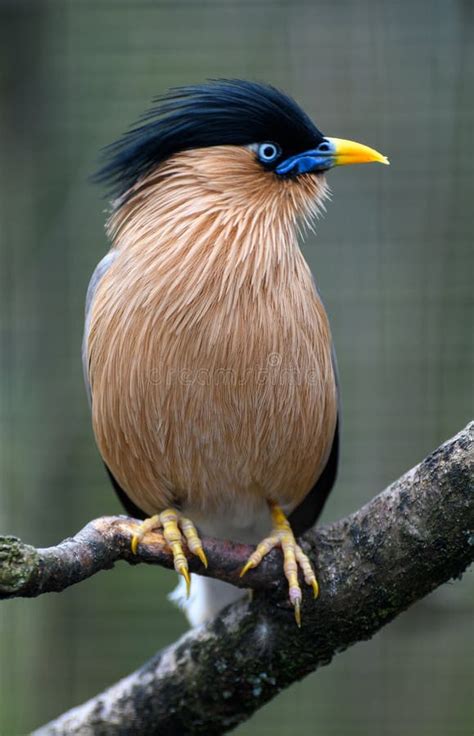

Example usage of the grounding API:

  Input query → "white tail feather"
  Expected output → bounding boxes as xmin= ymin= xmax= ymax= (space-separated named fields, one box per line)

xmin=169 ymin=575 xmax=246 ymax=627
xmin=169 ymin=503 xmax=272 ymax=626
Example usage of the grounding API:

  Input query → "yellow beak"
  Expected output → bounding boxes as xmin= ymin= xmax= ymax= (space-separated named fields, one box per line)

xmin=325 ymin=137 xmax=390 ymax=167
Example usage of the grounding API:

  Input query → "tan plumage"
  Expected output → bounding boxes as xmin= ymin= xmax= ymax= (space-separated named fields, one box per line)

xmin=87 ymin=146 xmax=337 ymax=522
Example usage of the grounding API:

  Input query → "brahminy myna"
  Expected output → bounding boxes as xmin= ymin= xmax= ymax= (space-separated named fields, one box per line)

xmin=83 ymin=80 xmax=388 ymax=626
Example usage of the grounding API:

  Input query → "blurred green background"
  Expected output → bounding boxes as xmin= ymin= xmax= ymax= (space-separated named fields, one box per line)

xmin=0 ymin=1 xmax=473 ymax=734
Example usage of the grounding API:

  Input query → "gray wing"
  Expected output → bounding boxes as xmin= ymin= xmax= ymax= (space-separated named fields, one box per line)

xmin=289 ymin=347 xmax=340 ymax=536
xmin=82 ymin=250 xmax=117 ymax=403
xmin=82 ymin=249 xmax=146 ymax=519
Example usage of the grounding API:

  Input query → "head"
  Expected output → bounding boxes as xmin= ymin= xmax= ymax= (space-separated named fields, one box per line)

xmin=97 ymin=80 xmax=388 ymax=224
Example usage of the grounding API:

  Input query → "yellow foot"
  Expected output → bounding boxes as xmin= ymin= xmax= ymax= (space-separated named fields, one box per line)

xmin=131 ymin=508 xmax=208 ymax=596
xmin=240 ymin=502 xmax=318 ymax=627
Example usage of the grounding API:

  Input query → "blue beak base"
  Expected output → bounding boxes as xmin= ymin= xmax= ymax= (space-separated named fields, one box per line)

xmin=275 ymin=142 xmax=336 ymax=177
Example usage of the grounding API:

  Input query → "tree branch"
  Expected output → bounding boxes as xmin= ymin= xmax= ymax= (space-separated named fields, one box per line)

xmin=1 ymin=423 xmax=472 ymax=735
xmin=0 ymin=513 xmax=289 ymax=601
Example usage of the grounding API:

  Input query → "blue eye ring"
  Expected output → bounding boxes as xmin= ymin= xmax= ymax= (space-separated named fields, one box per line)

xmin=257 ymin=142 xmax=281 ymax=164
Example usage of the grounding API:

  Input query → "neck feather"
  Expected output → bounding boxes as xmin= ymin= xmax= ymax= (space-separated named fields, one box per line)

xmin=105 ymin=146 xmax=328 ymax=331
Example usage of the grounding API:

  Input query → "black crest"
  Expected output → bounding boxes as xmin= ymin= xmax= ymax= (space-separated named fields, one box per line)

xmin=95 ymin=79 xmax=325 ymax=198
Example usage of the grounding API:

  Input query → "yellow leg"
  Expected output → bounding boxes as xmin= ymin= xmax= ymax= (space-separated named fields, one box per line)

xmin=240 ymin=501 xmax=318 ymax=627
xmin=131 ymin=508 xmax=208 ymax=596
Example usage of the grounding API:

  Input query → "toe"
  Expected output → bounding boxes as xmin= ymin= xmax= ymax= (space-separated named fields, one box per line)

xmin=130 ymin=514 xmax=161 ymax=554
xmin=295 ymin=545 xmax=319 ymax=599
xmin=179 ymin=516 xmax=208 ymax=568
xmin=240 ymin=535 xmax=279 ymax=578
xmin=280 ymin=534 xmax=302 ymax=611
xmin=160 ymin=509 xmax=191 ymax=594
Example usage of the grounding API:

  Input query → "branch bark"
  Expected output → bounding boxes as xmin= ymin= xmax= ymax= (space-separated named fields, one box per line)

xmin=1 ymin=423 xmax=472 ymax=735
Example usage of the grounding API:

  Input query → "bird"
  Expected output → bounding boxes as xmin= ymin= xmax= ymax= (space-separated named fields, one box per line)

xmin=83 ymin=79 xmax=388 ymax=627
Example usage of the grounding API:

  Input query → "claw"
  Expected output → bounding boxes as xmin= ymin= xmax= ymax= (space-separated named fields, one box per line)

xmin=131 ymin=534 xmax=139 ymax=555
xmin=311 ymin=578 xmax=319 ymax=599
xmin=179 ymin=564 xmax=191 ymax=598
xmin=197 ymin=548 xmax=208 ymax=568
xmin=240 ymin=559 xmax=255 ymax=578
xmin=294 ymin=599 xmax=301 ymax=628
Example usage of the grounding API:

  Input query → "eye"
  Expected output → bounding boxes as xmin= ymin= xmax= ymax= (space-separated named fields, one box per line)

xmin=257 ymin=142 xmax=281 ymax=164
xmin=317 ymin=141 xmax=331 ymax=152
